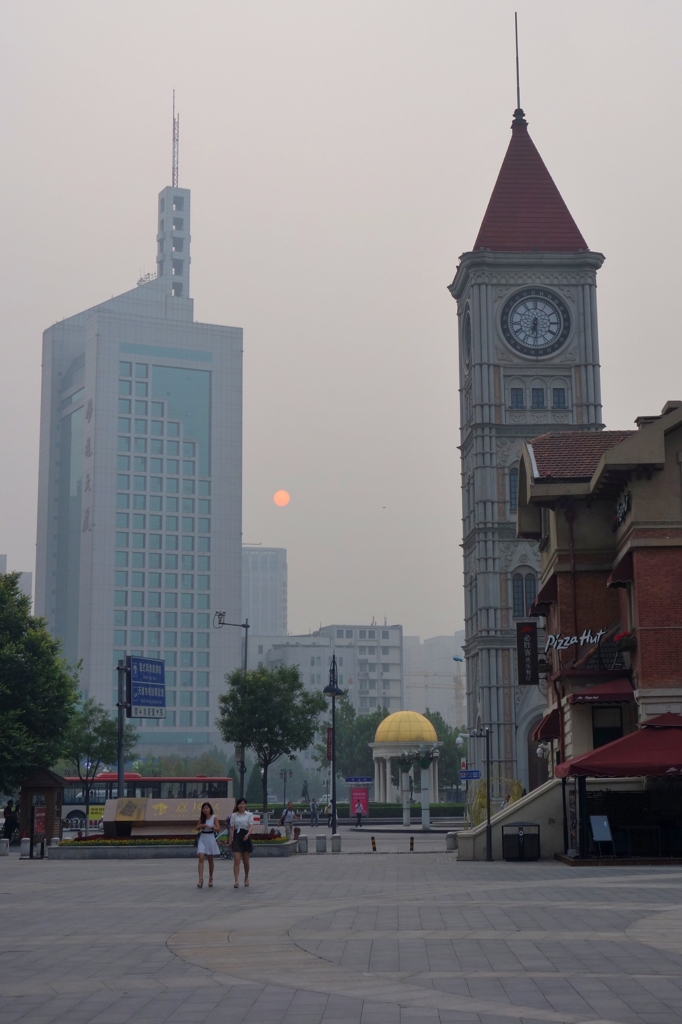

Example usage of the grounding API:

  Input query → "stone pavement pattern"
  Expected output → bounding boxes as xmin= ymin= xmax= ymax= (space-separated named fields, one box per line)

xmin=3 ymin=841 xmax=682 ymax=1024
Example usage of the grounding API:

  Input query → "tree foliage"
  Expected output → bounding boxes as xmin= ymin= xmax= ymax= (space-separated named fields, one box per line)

xmin=0 ymin=572 xmax=79 ymax=791
xmin=217 ymin=665 xmax=326 ymax=810
xmin=313 ymin=695 xmax=388 ymax=780
xmin=245 ymin=763 xmax=262 ymax=804
xmin=62 ymin=698 xmax=137 ymax=831
xmin=423 ymin=708 xmax=466 ymax=790
xmin=135 ymin=746 xmax=231 ymax=778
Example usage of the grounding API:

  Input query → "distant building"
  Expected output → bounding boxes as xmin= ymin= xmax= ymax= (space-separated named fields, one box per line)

xmin=0 ymin=555 xmax=33 ymax=600
xmin=34 ymin=177 xmax=243 ymax=755
xmin=242 ymin=546 xmax=287 ymax=636
xmin=404 ymin=632 xmax=466 ymax=728
xmin=249 ymin=622 xmax=404 ymax=715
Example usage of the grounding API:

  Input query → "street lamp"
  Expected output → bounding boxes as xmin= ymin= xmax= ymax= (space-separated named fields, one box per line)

xmin=469 ymin=726 xmax=492 ymax=862
xmin=323 ymin=653 xmax=344 ymax=835
xmin=212 ymin=612 xmax=250 ymax=672
xmin=280 ymin=766 xmax=293 ymax=804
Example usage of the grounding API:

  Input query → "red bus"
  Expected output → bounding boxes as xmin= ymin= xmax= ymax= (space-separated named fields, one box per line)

xmin=62 ymin=773 xmax=233 ymax=829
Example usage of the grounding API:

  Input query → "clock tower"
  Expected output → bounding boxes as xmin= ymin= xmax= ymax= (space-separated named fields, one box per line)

xmin=449 ymin=106 xmax=604 ymax=791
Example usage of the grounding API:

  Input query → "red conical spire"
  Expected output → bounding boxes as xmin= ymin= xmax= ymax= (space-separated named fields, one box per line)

xmin=473 ymin=111 xmax=587 ymax=252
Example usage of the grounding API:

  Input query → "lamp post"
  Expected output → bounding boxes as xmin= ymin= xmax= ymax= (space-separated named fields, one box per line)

xmin=323 ymin=653 xmax=344 ymax=835
xmin=280 ymin=767 xmax=293 ymax=805
xmin=212 ymin=612 xmax=250 ymax=672
xmin=469 ymin=726 xmax=492 ymax=861
xmin=456 ymin=732 xmax=467 ymax=817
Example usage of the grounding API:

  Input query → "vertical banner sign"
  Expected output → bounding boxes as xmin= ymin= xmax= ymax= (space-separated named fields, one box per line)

xmin=326 ymin=727 xmax=333 ymax=761
xmin=350 ymin=787 xmax=369 ymax=816
xmin=516 ymin=621 xmax=539 ymax=686
xmin=33 ymin=806 xmax=46 ymax=835
xmin=126 ymin=656 xmax=166 ymax=718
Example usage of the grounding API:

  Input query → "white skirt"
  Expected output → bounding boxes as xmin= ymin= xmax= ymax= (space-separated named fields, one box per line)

xmin=197 ymin=832 xmax=220 ymax=856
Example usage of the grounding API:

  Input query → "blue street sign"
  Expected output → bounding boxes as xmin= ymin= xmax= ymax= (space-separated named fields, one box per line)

xmin=460 ymin=769 xmax=482 ymax=780
xmin=345 ymin=776 xmax=373 ymax=783
xmin=128 ymin=656 xmax=166 ymax=719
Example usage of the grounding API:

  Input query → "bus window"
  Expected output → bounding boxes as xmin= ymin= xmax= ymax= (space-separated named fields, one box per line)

xmin=207 ymin=782 xmax=228 ymax=798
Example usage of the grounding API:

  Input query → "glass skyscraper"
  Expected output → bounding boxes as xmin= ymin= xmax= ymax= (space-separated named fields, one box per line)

xmin=35 ymin=184 xmax=242 ymax=754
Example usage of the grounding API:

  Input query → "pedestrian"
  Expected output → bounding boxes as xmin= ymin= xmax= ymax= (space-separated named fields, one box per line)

xmin=3 ymin=800 xmax=15 ymax=841
xmin=195 ymin=801 xmax=221 ymax=889
xmin=229 ymin=797 xmax=254 ymax=888
xmin=324 ymin=801 xmax=333 ymax=827
xmin=301 ymin=779 xmax=309 ymax=802
xmin=279 ymin=800 xmax=299 ymax=840
xmin=354 ymin=798 xmax=364 ymax=828
xmin=309 ymin=797 xmax=319 ymax=828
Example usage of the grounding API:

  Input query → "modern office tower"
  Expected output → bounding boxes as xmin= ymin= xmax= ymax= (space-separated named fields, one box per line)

xmin=403 ymin=631 xmax=466 ymax=728
xmin=35 ymin=181 xmax=243 ymax=755
xmin=0 ymin=555 xmax=33 ymax=600
xmin=448 ymin=106 xmax=604 ymax=789
xmin=242 ymin=546 xmax=287 ymax=636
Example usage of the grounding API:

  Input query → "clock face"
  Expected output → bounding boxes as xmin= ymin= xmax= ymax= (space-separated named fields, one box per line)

xmin=500 ymin=288 xmax=571 ymax=356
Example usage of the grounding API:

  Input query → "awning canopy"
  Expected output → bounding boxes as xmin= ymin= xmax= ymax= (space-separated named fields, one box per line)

xmin=530 ymin=574 xmax=557 ymax=616
xmin=568 ymin=678 xmax=634 ymax=704
xmin=607 ymin=550 xmax=633 ymax=589
xmin=532 ymin=708 xmax=561 ymax=741
xmin=556 ymin=712 xmax=682 ymax=778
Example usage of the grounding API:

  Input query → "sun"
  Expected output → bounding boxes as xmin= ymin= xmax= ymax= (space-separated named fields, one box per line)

xmin=273 ymin=490 xmax=290 ymax=507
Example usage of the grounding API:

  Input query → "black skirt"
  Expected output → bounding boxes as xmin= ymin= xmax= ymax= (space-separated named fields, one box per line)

xmin=231 ymin=829 xmax=253 ymax=853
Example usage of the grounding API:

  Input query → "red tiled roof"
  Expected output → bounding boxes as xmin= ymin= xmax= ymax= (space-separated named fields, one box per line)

xmin=529 ymin=431 xmax=633 ymax=481
xmin=473 ymin=116 xmax=588 ymax=252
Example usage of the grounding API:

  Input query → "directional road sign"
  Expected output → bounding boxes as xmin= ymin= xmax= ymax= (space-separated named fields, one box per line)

xmin=460 ymin=769 xmax=482 ymax=780
xmin=127 ymin=656 xmax=166 ymax=718
xmin=345 ymin=776 xmax=373 ymax=783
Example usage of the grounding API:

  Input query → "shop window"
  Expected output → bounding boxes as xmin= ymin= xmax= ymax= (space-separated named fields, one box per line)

xmin=592 ymin=707 xmax=623 ymax=748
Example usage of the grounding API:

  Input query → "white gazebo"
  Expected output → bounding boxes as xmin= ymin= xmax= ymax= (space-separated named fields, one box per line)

xmin=370 ymin=711 xmax=440 ymax=803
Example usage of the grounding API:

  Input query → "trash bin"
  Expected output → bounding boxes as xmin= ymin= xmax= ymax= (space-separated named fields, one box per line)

xmin=502 ymin=822 xmax=540 ymax=861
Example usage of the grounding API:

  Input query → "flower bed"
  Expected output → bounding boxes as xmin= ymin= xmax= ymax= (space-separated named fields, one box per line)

xmin=61 ymin=837 xmax=192 ymax=847
xmin=251 ymin=834 xmax=287 ymax=844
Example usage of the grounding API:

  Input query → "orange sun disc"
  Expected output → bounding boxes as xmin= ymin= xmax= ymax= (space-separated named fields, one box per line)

xmin=273 ymin=490 xmax=290 ymax=507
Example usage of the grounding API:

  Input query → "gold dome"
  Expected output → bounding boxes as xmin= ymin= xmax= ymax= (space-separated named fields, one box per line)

xmin=374 ymin=710 xmax=438 ymax=744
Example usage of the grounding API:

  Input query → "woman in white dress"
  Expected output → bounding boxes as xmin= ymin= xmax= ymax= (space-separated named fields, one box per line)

xmin=195 ymin=802 xmax=221 ymax=888
xmin=229 ymin=797 xmax=254 ymax=888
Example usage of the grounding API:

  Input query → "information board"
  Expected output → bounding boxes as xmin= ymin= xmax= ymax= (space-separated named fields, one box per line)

xmin=516 ymin=621 xmax=539 ymax=686
xmin=127 ymin=656 xmax=166 ymax=718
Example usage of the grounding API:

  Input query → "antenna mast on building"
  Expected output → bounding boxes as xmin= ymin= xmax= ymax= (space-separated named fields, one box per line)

xmin=172 ymin=90 xmax=179 ymax=188
xmin=513 ymin=13 xmax=526 ymax=124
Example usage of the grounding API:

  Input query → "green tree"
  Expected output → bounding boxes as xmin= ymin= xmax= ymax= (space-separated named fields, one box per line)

xmin=423 ymin=709 xmax=465 ymax=793
xmin=0 ymin=572 xmax=79 ymax=792
xmin=314 ymin=695 xmax=388 ymax=784
xmin=63 ymin=698 xmax=137 ymax=834
xmin=217 ymin=665 xmax=326 ymax=810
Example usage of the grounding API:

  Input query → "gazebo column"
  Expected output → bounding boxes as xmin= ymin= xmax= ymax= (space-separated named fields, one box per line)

xmin=385 ymin=758 xmax=392 ymax=802
xmin=374 ymin=756 xmax=381 ymax=803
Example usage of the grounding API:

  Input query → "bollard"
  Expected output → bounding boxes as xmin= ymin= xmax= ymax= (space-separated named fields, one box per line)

xmin=371 ymin=835 xmax=377 ymax=852
xmin=409 ymin=836 xmax=414 ymax=852
xmin=298 ymin=836 xmax=308 ymax=854
xmin=0 ymin=839 xmax=8 ymax=856
xmin=331 ymin=834 xmax=341 ymax=854
xmin=446 ymin=831 xmax=457 ymax=852
xmin=316 ymin=834 xmax=327 ymax=854
xmin=19 ymin=837 xmax=31 ymax=859
xmin=49 ymin=837 xmax=60 ymax=847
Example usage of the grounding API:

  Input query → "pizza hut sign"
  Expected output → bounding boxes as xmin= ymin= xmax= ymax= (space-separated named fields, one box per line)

xmin=544 ymin=628 xmax=607 ymax=654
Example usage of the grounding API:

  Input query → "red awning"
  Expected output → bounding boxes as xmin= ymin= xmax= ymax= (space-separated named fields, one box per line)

xmin=556 ymin=712 xmax=682 ymax=778
xmin=607 ymin=550 xmax=633 ymax=589
xmin=530 ymin=574 xmax=557 ymax=616
xmin=568 ymin=678 xmax=634 ymax=704
xmin=532 ymin=708 xmax=561 ymax=741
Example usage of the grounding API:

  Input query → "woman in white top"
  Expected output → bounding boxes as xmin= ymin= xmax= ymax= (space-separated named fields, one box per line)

xmin=229 ymin=797 xmax=254 ymax=888
xmin=195 ymin=802 xmax=221 ymax=888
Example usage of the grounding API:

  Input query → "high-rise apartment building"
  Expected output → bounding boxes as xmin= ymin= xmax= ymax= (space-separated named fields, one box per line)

xmin=449 ymin=106 xmax=603 ymax=789
xmin=403 ymin=632 xmax=466 ymax=728
xmin=35 ymin=182 xmax=243 ymax=754
xmin=315 ymin=623 xmax=404 ymax=714
xmin=0 ymin=556 xmax=33 ymax=600
xmin=242 ymin=546 xmax=287 ymax=636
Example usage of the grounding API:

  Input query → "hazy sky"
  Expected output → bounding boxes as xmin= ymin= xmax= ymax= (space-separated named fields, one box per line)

xmin=1 ymin=2 xmax=681 ymax=639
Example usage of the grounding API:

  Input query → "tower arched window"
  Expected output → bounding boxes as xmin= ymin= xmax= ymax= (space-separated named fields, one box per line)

xmin=509 ymin=467 xmax=519 ymax=513
xmin=512 ymin=572 xmax=537 ymax=617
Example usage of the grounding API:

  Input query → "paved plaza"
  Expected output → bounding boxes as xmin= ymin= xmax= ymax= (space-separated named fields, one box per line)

xmin=3 ymin=837 xmax=682 ymax=1024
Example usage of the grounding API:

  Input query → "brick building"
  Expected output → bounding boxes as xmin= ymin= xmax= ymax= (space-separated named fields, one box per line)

xmin=517 ymin=400 xmax=682 ymax=769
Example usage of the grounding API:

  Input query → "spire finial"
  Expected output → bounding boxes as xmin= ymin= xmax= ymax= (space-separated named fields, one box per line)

xmin=172 ymin=90 xmax=179 ymax=187
xmin=513 ymin=13 xmax=527 ymax=126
